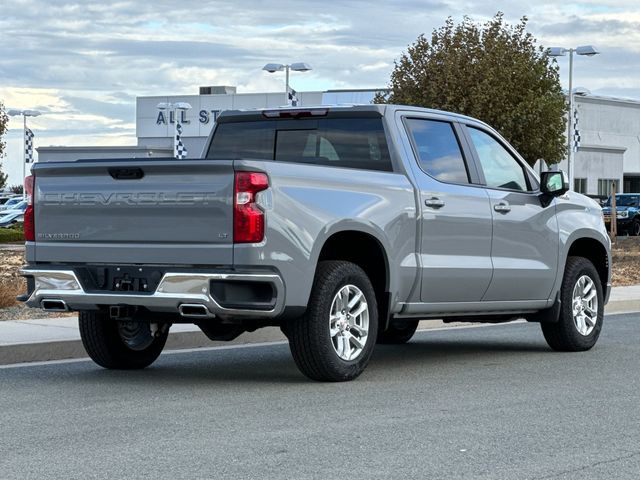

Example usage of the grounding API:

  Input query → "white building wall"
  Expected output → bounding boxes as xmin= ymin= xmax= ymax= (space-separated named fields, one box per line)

xmin=553 ymin=95 xmax=640 ymax=194
xmin=572 ymin=146 xmax=625 ymax=196
xmin=136 ymin=92 xmax=324 ymax=147
xmin=577 ymin=96 xmax=640 ymax=176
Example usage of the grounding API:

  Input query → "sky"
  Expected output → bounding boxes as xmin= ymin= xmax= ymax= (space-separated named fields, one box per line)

xmin=1 ymin=0 xmax=639 ymax=185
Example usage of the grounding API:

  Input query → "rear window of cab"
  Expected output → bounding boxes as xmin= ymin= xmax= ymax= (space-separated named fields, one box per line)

xmin=207 ymin=117 xmax=393 ymax=172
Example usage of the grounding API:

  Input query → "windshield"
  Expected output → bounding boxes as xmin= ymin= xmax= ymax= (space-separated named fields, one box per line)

xmin=605 ymin=195 xmax=639 ymax=207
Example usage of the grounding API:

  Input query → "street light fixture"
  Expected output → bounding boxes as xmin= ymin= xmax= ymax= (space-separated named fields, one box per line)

xmin=262 ymin=62 xmax=313 ymax=105
xmin=549 ymin=45 xmax=600 ymax=190
xmin=8 ymin=109 xmax=42 ymax=198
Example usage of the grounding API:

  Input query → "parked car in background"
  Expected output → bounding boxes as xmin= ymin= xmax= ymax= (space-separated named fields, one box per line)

xmin=0 ymin=200 xmax=27 ymax=228
xmin=0 ymin=195 xmax=18 ymax=205
xmin=0 ymin=196 xmax=23 ymax=211
xmin=602 ymin=194 xmax=640 ymax=236
xmin=587 ymin=194 xmax=608 ymax=207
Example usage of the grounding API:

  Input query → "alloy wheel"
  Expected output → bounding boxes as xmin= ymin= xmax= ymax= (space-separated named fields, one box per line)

xmin=329 ymin=285 xmax=369 ymax=361
xmin=571 ymin=275 xmax=599 ymax=336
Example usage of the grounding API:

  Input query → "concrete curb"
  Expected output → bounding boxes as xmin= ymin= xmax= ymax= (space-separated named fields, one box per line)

xmin=0 ymin=303 xmax=637 ymax=366
xmin=0 ymin=327 xmax=288 ymax=366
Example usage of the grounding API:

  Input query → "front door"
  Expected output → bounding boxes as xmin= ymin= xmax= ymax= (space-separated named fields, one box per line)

xmin=464 ymin=126 xmax=559 ymax=301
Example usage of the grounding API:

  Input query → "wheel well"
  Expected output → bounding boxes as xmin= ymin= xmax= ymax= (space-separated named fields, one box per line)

xmin=318 ymin=231 xmax=390 ymax=323
xmin=567 ymin=238 xmax=609 ymax=289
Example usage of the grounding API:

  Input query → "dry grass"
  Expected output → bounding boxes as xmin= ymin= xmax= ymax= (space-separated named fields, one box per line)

xmin=611 ymin=236 xmax=640 ymax=286
xmin=0 ymin=249 xmax=25 ymax=308
xmin=0 ymin=279 xmax=24 ymax=308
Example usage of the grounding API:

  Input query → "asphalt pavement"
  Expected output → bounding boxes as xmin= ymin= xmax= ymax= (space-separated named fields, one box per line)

xmin=1 ymin=313 xmax=639 ymax=479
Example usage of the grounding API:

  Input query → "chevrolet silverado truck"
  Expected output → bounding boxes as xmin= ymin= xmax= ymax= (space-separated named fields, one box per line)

xmin=20 ymin=105 xmax=611 ymax=381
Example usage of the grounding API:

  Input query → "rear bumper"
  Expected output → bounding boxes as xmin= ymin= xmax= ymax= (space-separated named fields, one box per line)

xmin=19 ymin=267 xmax=285 ymax=319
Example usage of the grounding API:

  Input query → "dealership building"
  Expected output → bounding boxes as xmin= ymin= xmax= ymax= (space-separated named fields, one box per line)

xmin=38 ymin=87 xmax=640 ymax=195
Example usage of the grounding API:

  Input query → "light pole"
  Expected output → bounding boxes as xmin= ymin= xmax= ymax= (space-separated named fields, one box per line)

xmin=262 ymin=62 xmax=313 ymax=105
xmin=548 ymin=45 xmax=600 ymax=190
xmin=7 ymin=109 xmax=41 ymax=198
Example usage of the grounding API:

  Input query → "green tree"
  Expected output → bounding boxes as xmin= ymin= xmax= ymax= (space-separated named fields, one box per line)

xmin=375 ymin=13 xmax=566 ymax=166
xmin=0 ymin=101 xmax=8 ymax=189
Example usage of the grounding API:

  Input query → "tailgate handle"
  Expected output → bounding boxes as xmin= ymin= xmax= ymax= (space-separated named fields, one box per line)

xmin=109 ymin=167 xmax=144 ymax=180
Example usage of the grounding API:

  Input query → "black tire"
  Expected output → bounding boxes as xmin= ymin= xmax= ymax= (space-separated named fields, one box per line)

xmin=632 ymin=219 xmax=640 ymax=237
xmin=541 ymin=256 xmax=604 ymax=352
xmin=79 ymin=310 xmax=169 ymax=369
xmin=286 ymin=261 xmax=378 ymax=382
xmin=377 ymin=319 xmax=419 ymax=344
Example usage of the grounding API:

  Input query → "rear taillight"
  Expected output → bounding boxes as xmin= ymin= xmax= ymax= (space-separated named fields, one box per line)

xmin=24 ymin=175 xmax=35 ymax=242
xmin=234 ymin=172 xmax=269 ymax=243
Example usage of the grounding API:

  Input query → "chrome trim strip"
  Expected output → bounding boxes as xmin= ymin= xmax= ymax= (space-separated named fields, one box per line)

xmin=19 ymin=268 xmax=285 ymax=318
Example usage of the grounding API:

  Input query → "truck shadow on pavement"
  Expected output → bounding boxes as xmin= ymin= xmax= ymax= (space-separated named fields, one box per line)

xmin=71 ymin=334 xmax=554 ymax=385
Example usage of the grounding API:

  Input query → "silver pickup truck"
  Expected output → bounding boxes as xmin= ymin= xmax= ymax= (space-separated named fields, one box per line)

xmin=20 ymin=105 xmax=611 ymax=381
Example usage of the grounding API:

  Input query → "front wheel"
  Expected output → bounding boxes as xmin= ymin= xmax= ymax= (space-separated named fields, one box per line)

xmin=540 ymin=256 xmax=604 ymax=352
xmin=79 ymin=311 xmax=169 ymax=369
xmin=632 ymin=219 xmax=640 ymax=237
xmin=286 ymin=261 xmax=378 ymax=382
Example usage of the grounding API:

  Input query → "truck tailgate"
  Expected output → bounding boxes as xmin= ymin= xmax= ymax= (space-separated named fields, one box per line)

xmin=32 ymin=159 xmax=234 ymax=265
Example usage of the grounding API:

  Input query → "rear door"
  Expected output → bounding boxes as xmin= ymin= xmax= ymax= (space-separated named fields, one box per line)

xmin=463 ymin=125 xmax=559 ymax=301
xmin=33 ymin=159 xmax=235 ymax=265
xmin=401 ymin=116 xmax=494 ymax=303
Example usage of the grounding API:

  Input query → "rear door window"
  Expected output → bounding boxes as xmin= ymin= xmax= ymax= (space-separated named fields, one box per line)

xmin=208 ymin=117 xmax=392 ymax=172
xmin=405 ymin=118 xmax=470 ymax=184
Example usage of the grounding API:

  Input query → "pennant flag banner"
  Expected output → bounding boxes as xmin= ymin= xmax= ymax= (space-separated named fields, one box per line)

xmin=573 ymin=108 xmax=581 ymax=153
xmin=288 ymin=88 xmax=298 ymax=106
xmin=25 ymin=127 xmax=34 ymax=163
xmin=175 ymin=122 xmax=187 ymax=159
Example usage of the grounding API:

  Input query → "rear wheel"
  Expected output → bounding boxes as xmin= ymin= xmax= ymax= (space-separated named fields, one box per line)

xmin=540 ymin=256 xmax=604 ymax=351
xmin=286 ymin=261 xmax=378 ymax=382
xmin=79 ymin=311 xmax=169 ymax=369
xmin=377 ymin=319 xmax=419 ymax=344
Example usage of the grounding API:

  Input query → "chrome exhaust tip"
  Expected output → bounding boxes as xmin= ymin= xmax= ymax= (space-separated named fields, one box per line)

xmin=41 ymin=299 xmax=68 ymax=312
xmin=179 ymin=303 xmax=210 ymax=318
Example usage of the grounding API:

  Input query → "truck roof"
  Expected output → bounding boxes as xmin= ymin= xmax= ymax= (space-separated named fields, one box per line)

xmin=217 ymin=104 xmax=490 ymax=128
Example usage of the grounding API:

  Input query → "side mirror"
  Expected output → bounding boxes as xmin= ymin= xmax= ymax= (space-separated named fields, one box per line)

xmin=540 ymin=170 xmax=569 ymax=197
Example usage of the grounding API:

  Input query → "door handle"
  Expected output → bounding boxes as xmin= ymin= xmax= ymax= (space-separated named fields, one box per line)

xmin=494 ymin=203 xmax=511 ymax=213
xmin=425 ymin=197 xmax=445 ymax=209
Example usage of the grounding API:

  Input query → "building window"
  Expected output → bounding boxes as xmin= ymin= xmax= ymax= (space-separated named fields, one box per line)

xmin=598 ymin=179 xmax=618 ymax=196
xmin=624 ymin=176 xmax=640 ymax=193
xmin=574 ymin=178 xmax=587 ymax=194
